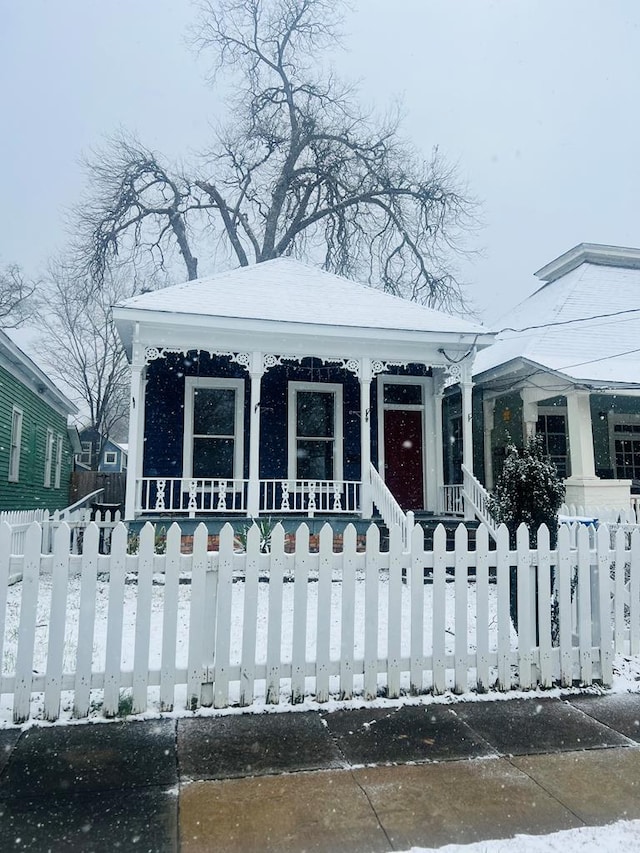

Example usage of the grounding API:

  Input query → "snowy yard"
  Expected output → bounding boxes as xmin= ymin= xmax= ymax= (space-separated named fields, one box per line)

xmin=1 ymin=569 xmax=513 ymax=725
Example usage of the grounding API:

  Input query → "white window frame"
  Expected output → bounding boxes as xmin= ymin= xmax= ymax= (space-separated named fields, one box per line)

xmin=608 ymin=412 xmax=640 ymax=480
xmin=54 ymin=434 xmax=63 ymax=488
xmin=183 ymin=377 xmax=245 ymax=480
xmin=104 ymin=450 xmax=118 ymax=466
xmin=44 ymin=428 xmax=54 ymax=487
xmin=77 ymin=441 xmax=92 ymax=466
xmin=8 ymin=406 xmax=23 ymax=483
xmin=287 ymin=381 xmax=343 ymax=482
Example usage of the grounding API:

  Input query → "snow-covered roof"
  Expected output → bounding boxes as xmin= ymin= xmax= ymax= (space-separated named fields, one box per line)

xmin=474 ymin=244 xmax=640 ymax=387
xmin=115 ymin=257 xmax=487 ymax=338
xmin=0 ymin=328 xmax=77 ymax=416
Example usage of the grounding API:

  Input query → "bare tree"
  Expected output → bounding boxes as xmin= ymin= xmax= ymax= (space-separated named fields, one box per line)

xmin=0 ymin=264 xmax=37 ymax=328
xmin=37 ymin=262 xmax=135 ymax=464
xmin=80 ymin=0 xmax=474 ymax=309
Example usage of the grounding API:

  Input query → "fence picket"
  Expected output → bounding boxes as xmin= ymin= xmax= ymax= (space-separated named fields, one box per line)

xmin=363 ymin=524 xmax=380 ymax=700
xmin=387 ymin=524 xmax=403 ymax=699
xmin=597 ymin=524 xmax=614 ymax=686
xmin=516 ymin=524 xmax=533 ymax=690
xmin=432 ymin=524 xmax=447 ymax=694
xmin=315 ymin=524 xmax=333 ymax=702
xmin=556 ymin=524 xmax=573 ymax=686
xmin=454 ymin=524 xmax=468 ymax=694
xmin=536 ymin=525 xmax=553 ymax=688
xmin=614 ymin=526 xmax=626 ymax=653
xmin=103 ymin=523 xmax=128 ymax=717
xmin=132 ymin=523 xmax=154 ymax=714
xmin=496 ymin=524 xmax=511 ymax=690
xmin=73 ymin=523 xmax=99 ymax=717
xmin=239 ymin=524 xmax=260 ymax=706
xmin=186 ymin=523 xmax=208 ymax=710
xmin=475 ymin=525 xmax=490 ymax=691
xmin=13 ymin=523 xmax=42 ymax=723
xmin=266 ymin=523 xmax=285 ymax=704
xmin=340 ymin=524 xmax=357 ymax=700
xmin=0 ymin=523 xmax=12 ymax=687
xmin=213 ymin=523 xmax=234 ymax=708
xmin=43 ymin=523 xmax=71 ymax=721
xmin=160 ymin=523 xmax=181 ymax=711
xmin=576 ymin=524 xmax=593 ymax=684
xmin=410 ymin=524 xmax=425 ymax=694
xmin=291 ymin=523 xmax=310 ymax=703
xmin=631 ymin=529 xmax=640 ymax=657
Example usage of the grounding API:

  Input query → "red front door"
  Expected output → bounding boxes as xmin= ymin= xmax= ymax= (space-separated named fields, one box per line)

xmin=383 ymin=409 xmax=424 ymax=510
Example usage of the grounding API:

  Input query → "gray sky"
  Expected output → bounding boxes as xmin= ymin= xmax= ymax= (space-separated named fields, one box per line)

xmin=2 ymin=0 xmax=639 ymax=326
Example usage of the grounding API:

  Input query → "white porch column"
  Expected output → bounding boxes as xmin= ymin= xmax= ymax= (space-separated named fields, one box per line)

xmin=521 ymin=389 xmax=539 ymax=441
xmin=566 ymin=390 xmax=596 ymax=480
xmin=360 ymin=357 xmax=373 ymax=518
xmin=482 ymin=396 xmax=495 ymax=491
xmin=461 ymin=364 xmax=475 ymax=520
xmin=124 ymin=336 xmax=146 ymax=521
xmin=434 ymin=373 xmax=445 ymax=512
xmin=247 ymin=352 xmax=264 ymax=517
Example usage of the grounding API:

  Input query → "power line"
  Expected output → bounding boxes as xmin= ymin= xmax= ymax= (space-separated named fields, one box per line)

xmin=497 ymin=306 xmax=640 ymax=335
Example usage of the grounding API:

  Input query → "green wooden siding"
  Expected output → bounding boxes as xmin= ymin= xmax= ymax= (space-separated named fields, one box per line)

xmin=0 ymin=364 xmax=73 ymax=511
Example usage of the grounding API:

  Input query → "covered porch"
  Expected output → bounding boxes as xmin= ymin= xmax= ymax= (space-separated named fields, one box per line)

xmin=114 ymin=259 xmax=494 ymax=530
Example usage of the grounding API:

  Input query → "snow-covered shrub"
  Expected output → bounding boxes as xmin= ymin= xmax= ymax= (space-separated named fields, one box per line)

xmin=488 ymin=434 xmax=565 ymax=547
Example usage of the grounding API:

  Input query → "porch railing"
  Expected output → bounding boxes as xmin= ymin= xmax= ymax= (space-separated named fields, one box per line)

xmin=440 ymin=484 xmax=464 ymax=515
xmin=137 ymin=477 xmax=359 ymax=517
xmin=369 ymin=462 xmax=414 ymax=549
xmin=260 ymin=479 xmax=359 ymax=515
xmin=461 ymin=465 xmax=499 ymax=538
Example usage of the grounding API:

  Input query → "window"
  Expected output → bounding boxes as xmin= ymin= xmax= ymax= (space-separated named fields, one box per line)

xmin=77 ymin=441 xmax=92 ymax=466
xmin=104 ymin=451 xmax=118 ymax=465
xmin=44 ymin=428 xmax=54 ymax=487
xmin=536 ymin=412 xmax=569 ymax=479
xmin=183 ymin=378 xmax=244 ymax=479
xmin=8 ymin=407 xmax=23 ymax=482
xmin=54 ymin=434 xmax=63 ymax=488
xmin=612 ymin=422 xmax=640 ymax=481
xmin=288 ymin=382 xmax=343 ymax=481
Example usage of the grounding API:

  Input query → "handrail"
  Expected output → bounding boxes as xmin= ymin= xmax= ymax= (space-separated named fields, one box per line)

xmin=461 ymin=465 xmax=498 ymax=539
xmin=61 ymin=488 xmax=105 ymax=518
xmin=369 ymin=462 xmax=414 ymax=550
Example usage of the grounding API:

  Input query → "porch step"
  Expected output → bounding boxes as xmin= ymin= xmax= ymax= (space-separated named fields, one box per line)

xmin=377 ymin=515 xmax=481 ymax=551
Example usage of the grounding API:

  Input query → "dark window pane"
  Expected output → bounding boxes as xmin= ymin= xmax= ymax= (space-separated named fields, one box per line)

xmin=194 ymin=388 xmax=236 ymax=435
xmin=193 ymin=437 xmax=234 ymax=478
xmin=297 ymin=439 xmax=333 ymax=479
xmin=546 ymin=415 xmax=565 ymax=433
xmin=383 ymin=384 xmax=422 ymax=405
xmin=547 ymin=435 xmax=567 ymax=456
xmin=297 ymin=391 xmax=335 ymax=438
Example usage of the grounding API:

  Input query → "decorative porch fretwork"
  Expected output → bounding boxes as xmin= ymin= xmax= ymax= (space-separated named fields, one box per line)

xmin=262 ymin=353 xmax=361 ymax=376
xmin=143 ymin=347 xmax=251 ymax=370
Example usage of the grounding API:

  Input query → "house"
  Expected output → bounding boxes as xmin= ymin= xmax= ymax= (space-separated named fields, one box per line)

xmin=473 ymin=243 xmax=640 ymax=509
xmin=76 ymin=428 xmax=128 ymax=472
xmin=0 ymin=328 xmax=78 ymax=511
xmin=113 ymin=258 xmax=494 ymax=524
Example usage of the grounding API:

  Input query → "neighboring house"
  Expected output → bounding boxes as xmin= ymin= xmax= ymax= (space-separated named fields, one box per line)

xmin=473 ymin=243 xmax=640 ymax=509
xmin=0 ymin=328 xmax=78 ymax=511
xmin=76 ymin=428 xmax=128 ymax=472
xmin=113 ymin=258 xmax=494 ymax=522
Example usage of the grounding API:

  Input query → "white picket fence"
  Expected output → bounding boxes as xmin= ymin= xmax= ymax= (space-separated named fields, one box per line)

xmin=0 ymin=519 xmax=637 ymax=724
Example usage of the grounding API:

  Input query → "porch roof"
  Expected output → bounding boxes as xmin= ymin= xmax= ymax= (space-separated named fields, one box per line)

xmin=114 ymin=258 xmax=493 ymax=358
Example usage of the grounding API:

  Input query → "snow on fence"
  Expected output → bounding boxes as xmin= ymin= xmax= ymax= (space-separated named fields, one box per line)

xmin=0 ymin=519 xmax=637 ymax=724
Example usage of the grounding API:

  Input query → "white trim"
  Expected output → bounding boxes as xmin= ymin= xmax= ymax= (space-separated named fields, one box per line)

xmin=104 ymin=450 xmax=118 ymax=466
xmin=8 ymin=406 xmax=23 ymax=483
xmin=287 ymin=381 xmax=343 ymax=482
xmin=376 ymin=375 xmax=430 ymax=507
xmin=54 ymin=433 xmax=63 ymax=489
xmin=183 ymin=377 xmax=245 ymax=479
xmin=44 ymin=428 xmax=54 ymax=488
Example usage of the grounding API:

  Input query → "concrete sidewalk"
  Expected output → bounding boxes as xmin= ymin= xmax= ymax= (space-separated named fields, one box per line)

xmin=0 ymin=693 xmax=639 ymax=851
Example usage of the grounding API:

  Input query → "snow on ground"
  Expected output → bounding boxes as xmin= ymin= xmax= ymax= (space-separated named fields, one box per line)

xmin=399 ymin=818 xmax=640 ymax=852
xmin=1 ymin=568 xmax=639 ymax=727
